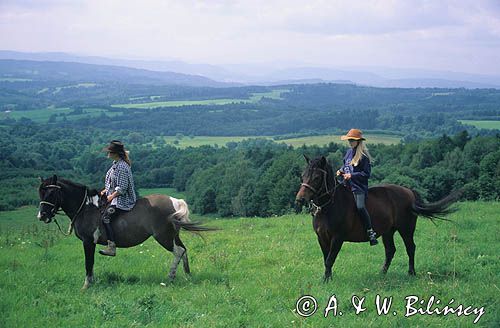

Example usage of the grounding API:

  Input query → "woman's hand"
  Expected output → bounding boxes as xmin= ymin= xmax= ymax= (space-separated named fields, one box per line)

xmin=106 ymin=191 xmax=119 ymax=203
xmin=336 ymin=170 xmax=341 ymax=176
xmin=99 ymin=189 xmax=106 ymax=197
xmin=343 ymin=173 xmax=352 ymax=180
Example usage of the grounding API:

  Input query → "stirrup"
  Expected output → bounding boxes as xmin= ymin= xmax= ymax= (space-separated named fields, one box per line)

xmin=367 ymin=229 xmax=378 ymax=246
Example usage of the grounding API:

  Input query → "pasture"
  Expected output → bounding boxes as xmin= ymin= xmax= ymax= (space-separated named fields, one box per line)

xmin=4 ymin=107 xmax=121 ymax=123
xmin=162 ymin=133 xmax=401 ymax=148
xmin=459 ymin=120 xmax=500 ymax=130
xmin=0 ymin=199 xmax=498 ymax=327
xmin=112 ymin=89 xmax=289 ymax=109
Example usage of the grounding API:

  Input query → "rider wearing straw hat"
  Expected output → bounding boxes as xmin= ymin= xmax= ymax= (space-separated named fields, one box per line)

xmin=336 ymin=129 xmax=378 ymax=246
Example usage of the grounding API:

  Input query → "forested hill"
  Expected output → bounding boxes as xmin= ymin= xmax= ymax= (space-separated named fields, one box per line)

xmin=1 ymin=124 xmax=498 ymax=213
xmin=0 ymin=59 xmax=233 ymax=87
xmin=1 ymin=79 xmax=499 ymax=139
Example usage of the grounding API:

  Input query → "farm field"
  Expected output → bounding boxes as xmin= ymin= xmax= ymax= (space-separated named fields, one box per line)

xmin=163 ymin=133 xmax=401 ymax=148
xmin=278 ymin=133 xmax=401 ymax=146
xmin=112 ymin=89 xmax=289 ymax=109
xmin=0 ymin=200 xmax=498 ymax=327
xmin=459 ymin=120 xmax=500 ymax=130
xmin=3 ymin=107 xmax=121 ymax=123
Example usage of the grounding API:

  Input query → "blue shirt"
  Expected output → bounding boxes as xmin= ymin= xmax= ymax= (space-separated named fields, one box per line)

xmin=341 ymin=147 xmax=371 ymax=195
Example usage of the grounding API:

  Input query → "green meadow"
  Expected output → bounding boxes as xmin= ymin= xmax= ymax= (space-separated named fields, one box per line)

xmin=3 ymin=107 xmax=121 ymax=123
xmin=459 ymin=120 xmax=500 ymax=130
xmin=0 ymin=197 xmax=498 ymax=327
xmin=163 ymin=133 xmax=401 ymax=148
xmin=112 ymin=89 xmax=288 ymax=109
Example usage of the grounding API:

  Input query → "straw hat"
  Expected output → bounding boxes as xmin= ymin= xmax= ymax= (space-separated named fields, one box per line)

xmin=340 ymin=129 xmax=366 ymax=141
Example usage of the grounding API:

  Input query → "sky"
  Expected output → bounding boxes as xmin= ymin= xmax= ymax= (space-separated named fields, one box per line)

xmin=1 ymin=0 xmax=500 ymax=75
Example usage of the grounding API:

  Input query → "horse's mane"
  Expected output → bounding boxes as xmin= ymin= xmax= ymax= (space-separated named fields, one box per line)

xmin=307 ymin=157 xmax=336 ymax=191
xmin=58 ymin=178 xmax=88 ymax=189
xmin=57 ymin=178 xmax=99 ymax=196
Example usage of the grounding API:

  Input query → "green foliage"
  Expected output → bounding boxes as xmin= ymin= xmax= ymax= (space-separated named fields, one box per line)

xmin=0 ymin=123 xmax=498 ymax=213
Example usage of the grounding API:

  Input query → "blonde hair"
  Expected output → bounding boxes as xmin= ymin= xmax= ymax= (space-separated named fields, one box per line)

xmin=350 ymin=140 xmax=373 ymax=166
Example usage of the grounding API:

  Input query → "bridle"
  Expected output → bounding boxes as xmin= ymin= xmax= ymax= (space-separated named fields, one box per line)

xmin=39 ymin=184 xmax=62 ymax=219
xmin=39 ymin=183 xmax=88 ymax=235
xmin=300 ymin=167 xmax=341 ymax=216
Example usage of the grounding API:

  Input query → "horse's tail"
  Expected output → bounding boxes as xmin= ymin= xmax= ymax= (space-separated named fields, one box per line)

xmin=411 ymin=189 xmax=462 ymax=222
xmin=169 ymin=197 xmax=219 ymax=234
xmin=170 ymin=198 xmax=190 ymax=223
xmin=175 ymin=220 xmax=219 ymax=232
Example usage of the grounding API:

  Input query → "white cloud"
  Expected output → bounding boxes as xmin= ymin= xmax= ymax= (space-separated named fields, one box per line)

xmin=0 ymin=0 xmax=499 ymax=74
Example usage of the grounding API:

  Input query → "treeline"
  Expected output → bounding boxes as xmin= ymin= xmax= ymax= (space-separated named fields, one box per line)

xmin=1 ymin=124 xmax=498 ymax=213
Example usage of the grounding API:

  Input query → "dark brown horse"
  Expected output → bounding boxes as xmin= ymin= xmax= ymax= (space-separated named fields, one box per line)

xmin=295 ymin=156 xmax=460 ymax=282
xmin=38 ymin=175 xmax=213 ymax=289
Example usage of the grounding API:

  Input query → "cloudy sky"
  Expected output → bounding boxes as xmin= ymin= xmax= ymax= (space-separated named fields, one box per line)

xmin=1 ymin=0 xmax=499 ymax=75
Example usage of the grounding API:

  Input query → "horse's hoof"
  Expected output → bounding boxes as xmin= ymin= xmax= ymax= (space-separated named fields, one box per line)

xmin=381 ymin=267 xmax=388 ymax=274
xmin=408 ymin=270 xmax=416 ymax=276
xmin=323 ymin=275 xmax=332 ymax=283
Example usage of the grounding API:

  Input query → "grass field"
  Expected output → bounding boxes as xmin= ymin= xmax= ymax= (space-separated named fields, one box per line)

xmin=278 ymin=134 xmax=401 ymax=146
xmin=459 ymin=120 xmax=500 ymax=130
xmin=3 ymin=107 xmax=121 ymax=123
xmin=163 ymin=133 xmax=401 ymax=148
xmin=0 ymin=199 xmax=498 ymax=327
xmin=112 ymin=89 xmax=289 ymax=109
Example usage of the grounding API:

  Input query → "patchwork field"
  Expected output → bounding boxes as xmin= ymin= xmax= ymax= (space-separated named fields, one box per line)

xmin=459 ymin=120 xmax=500 ymax=130
xmin=0 ymin=198 xmax=498 ymax=327
xmin=3 ymin=107 xmax=121 ymax=123
xmin=112 ymin=89 xmax=289 ymax=109
xmin=163 ymin=133 xmax=401 ymax=148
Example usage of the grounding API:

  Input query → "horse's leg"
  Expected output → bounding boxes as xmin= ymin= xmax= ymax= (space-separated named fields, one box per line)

xmin=82 ymin=240 xmax=96 ymax=289
xmin=398 ymin=217 xmax=417 ymax=275
xmin=317 ymin=235 xmax=329 ymax=263
xmin=316 ymin=235 xmax=330 ymax=281
xmin=175 ymin=235 xmax=190 ymax=275
xmin=324 ymin=237 xmax=344 ymax=283
xmin=152 ymin=228 xmax=185 ymax=282
xmin=381 ymin=228 xmax=396 ymax=274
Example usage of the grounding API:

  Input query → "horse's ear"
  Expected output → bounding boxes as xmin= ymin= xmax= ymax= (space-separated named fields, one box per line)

xmin=52 ymin=175 xmax=57 ymax=184
xmin=303 ymin=154 xmax=310 ymax=163
xmin=320 ymin=156 xmax=327 ymax=166
xmin=39 ymin=176 xmax=44 ymax=182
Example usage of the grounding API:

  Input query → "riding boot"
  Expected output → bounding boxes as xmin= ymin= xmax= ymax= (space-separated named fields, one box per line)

xmin=367 ymin=229 xmax=378 ymax=246
xmin=357 ymin=206 xmax=378 ymax=246
xmin=99 ymin=240 xmax=116 ymax=256
xmin=100 ymin=221 xmax=116 ymax=256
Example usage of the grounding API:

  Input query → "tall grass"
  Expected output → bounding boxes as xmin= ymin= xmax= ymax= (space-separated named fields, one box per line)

xmin=0 ymin=202 xmax=498 ymax=327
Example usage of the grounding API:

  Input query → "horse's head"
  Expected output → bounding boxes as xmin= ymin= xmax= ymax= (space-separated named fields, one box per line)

xmin=37 ymin=175 xmax=63 ymax=223
xmin=295 ymin=155 xmax=333 ymax=210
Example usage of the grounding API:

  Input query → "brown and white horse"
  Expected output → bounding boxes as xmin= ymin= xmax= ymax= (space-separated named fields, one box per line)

xmin=38 ymin=175 xmax=214 ymax=289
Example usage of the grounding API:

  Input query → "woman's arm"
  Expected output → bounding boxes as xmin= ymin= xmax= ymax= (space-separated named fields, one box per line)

xmin=113 ymin=162 xmax=132 ymax=197
xmin=350 ymin=156 xmax=371 ymax=178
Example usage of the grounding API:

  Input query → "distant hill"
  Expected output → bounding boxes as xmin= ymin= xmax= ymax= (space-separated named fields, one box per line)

xmin=1 ymin=51 xmax=500 ymax=88
xmin=0 ymin=59 xmax=235 ymax=87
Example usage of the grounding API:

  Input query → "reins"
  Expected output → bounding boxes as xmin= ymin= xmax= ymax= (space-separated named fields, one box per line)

xmin=40 ymin=184 xmax=88 ymax=236
xmin=301 ymin=167 xmax=341 ymax=217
